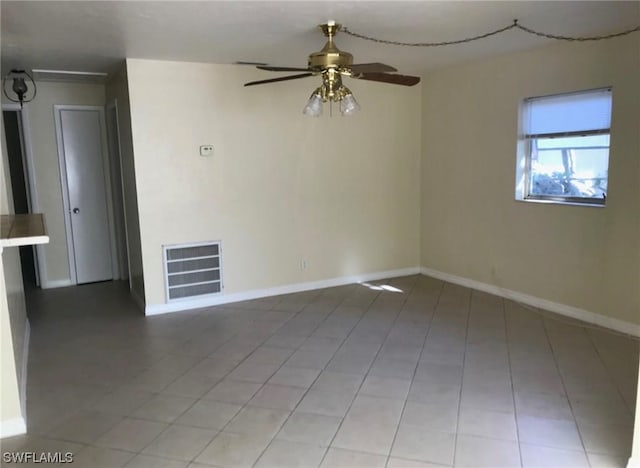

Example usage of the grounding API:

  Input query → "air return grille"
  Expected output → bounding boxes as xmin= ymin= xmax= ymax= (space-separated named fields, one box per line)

xmin=163 ymin=242 xmax=222 ymax=301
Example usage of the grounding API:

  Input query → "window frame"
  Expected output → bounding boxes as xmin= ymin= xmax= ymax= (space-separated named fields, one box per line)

xmin=519 ymin=87 xmax=612 ymax=207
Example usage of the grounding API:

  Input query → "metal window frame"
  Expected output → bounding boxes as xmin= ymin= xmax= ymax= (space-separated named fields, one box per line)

xmin=524 ymin=86 xmax=611 ymax=103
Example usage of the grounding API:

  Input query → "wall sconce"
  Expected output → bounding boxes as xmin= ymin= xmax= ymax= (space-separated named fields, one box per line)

xmin=3 ymin=69 xmax=37 ymax=108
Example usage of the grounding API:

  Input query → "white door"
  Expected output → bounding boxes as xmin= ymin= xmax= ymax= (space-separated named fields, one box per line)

xmin=56 ymin=107 xmax=114 ymax=284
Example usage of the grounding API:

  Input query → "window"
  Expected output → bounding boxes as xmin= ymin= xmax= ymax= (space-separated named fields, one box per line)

xmin=519 ymin=88 xmax=612 ymax=205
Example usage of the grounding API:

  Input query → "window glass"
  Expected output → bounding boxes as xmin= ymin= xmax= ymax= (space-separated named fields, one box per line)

xmin=521 ymin=88 xmax=612 ymax=205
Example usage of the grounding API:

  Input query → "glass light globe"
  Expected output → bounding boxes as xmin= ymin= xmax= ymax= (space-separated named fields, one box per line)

xmin=340 ymin=93 xmax=360 ymax=116
xmin=302 ymin=93 xmax=323 ymax=117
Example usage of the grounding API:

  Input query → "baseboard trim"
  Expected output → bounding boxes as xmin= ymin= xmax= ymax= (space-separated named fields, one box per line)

xmin=146 ymin=267 xmax=421 ymax=316
xmin=0 ymin=417 xmax=26 ymax=439
xmin=20 ymin=320 xmax=30 ymax=421
xmin=40 ymin=278 xmax=74 ymax=289
xmin=420 ymin=267 xmax=640 ymax=338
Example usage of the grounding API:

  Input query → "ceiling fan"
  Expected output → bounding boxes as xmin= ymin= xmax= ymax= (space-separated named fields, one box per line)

xmin=240 ymin=21 xmax=421 ymax=116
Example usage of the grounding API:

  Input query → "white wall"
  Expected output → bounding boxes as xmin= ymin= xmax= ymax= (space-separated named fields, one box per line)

xmin=420 ymin=35 xmax=640 ymax=326
xmin=106 ymin=66 xmax=145 ymax=303
xmin=631 ymin=361 xmax=640 ymax=467
xmin=126 ymin=59 xmax=421 ymax=308
xmin=628 ymin=365 xmax=640 ymax=468
xmin=0 ymin=112 xmax=27 ymax=437
xmin=0 ymin=254 xmax=24 ymax=437
xmin=2 ymin=82 xmax=106 ymax=287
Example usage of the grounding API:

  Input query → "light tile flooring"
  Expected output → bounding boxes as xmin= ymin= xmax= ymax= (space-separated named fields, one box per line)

xmin=1 ymin=275 xmax=638 ymax=467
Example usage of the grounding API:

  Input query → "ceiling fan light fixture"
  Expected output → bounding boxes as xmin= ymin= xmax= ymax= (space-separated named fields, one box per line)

xmin=339 ymin=88 xmax=360 ymax=116
xmin=242 ymin=21 xmax=420 ymax=117
xmin=303 ymin=89 xmax=323 ymax=117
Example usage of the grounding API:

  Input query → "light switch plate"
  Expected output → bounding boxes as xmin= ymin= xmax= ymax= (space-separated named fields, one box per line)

xmin=200 ymin=145 xmax=214 ymax=156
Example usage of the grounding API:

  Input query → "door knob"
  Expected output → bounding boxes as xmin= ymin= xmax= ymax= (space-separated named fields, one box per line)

xmin=72 ymin=208 xmax=80 ymax=214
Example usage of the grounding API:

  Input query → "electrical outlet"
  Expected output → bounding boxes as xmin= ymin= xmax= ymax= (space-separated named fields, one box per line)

xmin=200 ymin=145 xmax=214 ymax=156
xmin=301 ymin=259 xmax=307 ymax=270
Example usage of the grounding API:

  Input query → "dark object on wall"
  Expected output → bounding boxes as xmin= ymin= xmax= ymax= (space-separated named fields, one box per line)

xmin=3 ymin=69 xmax=37 ymax=108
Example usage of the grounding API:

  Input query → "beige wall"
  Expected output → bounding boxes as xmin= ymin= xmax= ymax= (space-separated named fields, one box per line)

xmin=106 ymin=66 xmax=145 ymax=301
xmin=1 ymin=112 xmax=26 ymax=432
xmin=2 ymin=82 xmax=106 ymax=286
xmin=420 ymin=35 xmax=640 ymax=325
xmin=126 ymin=59 xmax=421 ymax=307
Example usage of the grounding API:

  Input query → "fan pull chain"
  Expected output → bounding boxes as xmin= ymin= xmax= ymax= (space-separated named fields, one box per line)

xmin=341 ymin=20 xmax=640 ymax=47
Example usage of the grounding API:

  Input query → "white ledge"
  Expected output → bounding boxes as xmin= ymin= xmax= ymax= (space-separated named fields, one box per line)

xmin=0 ymin=214 xmax=49 ymax=248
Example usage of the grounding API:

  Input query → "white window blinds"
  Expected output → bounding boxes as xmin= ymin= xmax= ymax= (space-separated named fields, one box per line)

xmin=525 ymin=88 xmax=612 ymax=136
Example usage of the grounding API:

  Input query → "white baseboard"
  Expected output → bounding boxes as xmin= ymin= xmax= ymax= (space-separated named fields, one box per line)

xmin=0 ymin=417 xmax=26 ymax=439
xmin=146 ymin=267 xmax=421 ymax=316
xmin=40 ymin=278 xmax=74 ymax=289
xmin=20 ymin=320 xmax=30 ymax=421
xmin=421 ymin=267 xmax=640 ymax=338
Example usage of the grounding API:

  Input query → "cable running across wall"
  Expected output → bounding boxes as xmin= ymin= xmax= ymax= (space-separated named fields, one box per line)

xmin=341 ymin=19 xmax=640 ymax=47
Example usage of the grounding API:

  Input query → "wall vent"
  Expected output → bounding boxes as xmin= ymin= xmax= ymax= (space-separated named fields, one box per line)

xmin=163 ymin=241 xmax=222 ymax=301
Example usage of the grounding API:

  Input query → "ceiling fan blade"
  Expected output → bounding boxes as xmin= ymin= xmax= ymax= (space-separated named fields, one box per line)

xmin=257 ymin=66 xmax=311 ymax=72
xmin=350 ymin=63 xmax=398 ymax=73
xmin=235 ymin=61 xmax=269 ymax=66
xmin=355 ymin=72 xmax=421 ymax=86
xmin=244 ymin=73 xmax=314 ymax=87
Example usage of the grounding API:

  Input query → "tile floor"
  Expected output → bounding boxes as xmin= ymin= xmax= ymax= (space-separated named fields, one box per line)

xmin=1 ymin=275 xmax=638 ymax=467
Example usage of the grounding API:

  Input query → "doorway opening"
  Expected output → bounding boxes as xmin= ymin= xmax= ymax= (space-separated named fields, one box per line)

xmin=2 ymin=109 xmax=39 ymax=289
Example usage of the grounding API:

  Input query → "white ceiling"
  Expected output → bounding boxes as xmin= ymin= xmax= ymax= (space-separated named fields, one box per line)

xmin=1 ymin=1 xmax=638 ymax=78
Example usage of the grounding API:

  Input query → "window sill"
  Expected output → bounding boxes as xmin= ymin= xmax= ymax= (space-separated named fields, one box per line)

xmin=515 ymin=197 xmax=605 ymax=208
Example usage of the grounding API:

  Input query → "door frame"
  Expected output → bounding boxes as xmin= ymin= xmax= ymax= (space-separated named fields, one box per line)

xmin=2 ymin=103 xmax=44 ymax=287
xmin=106 ymin=99 xmax=132 ymax=285
xmin=54 ymin=104 xmax=119 ymax=284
